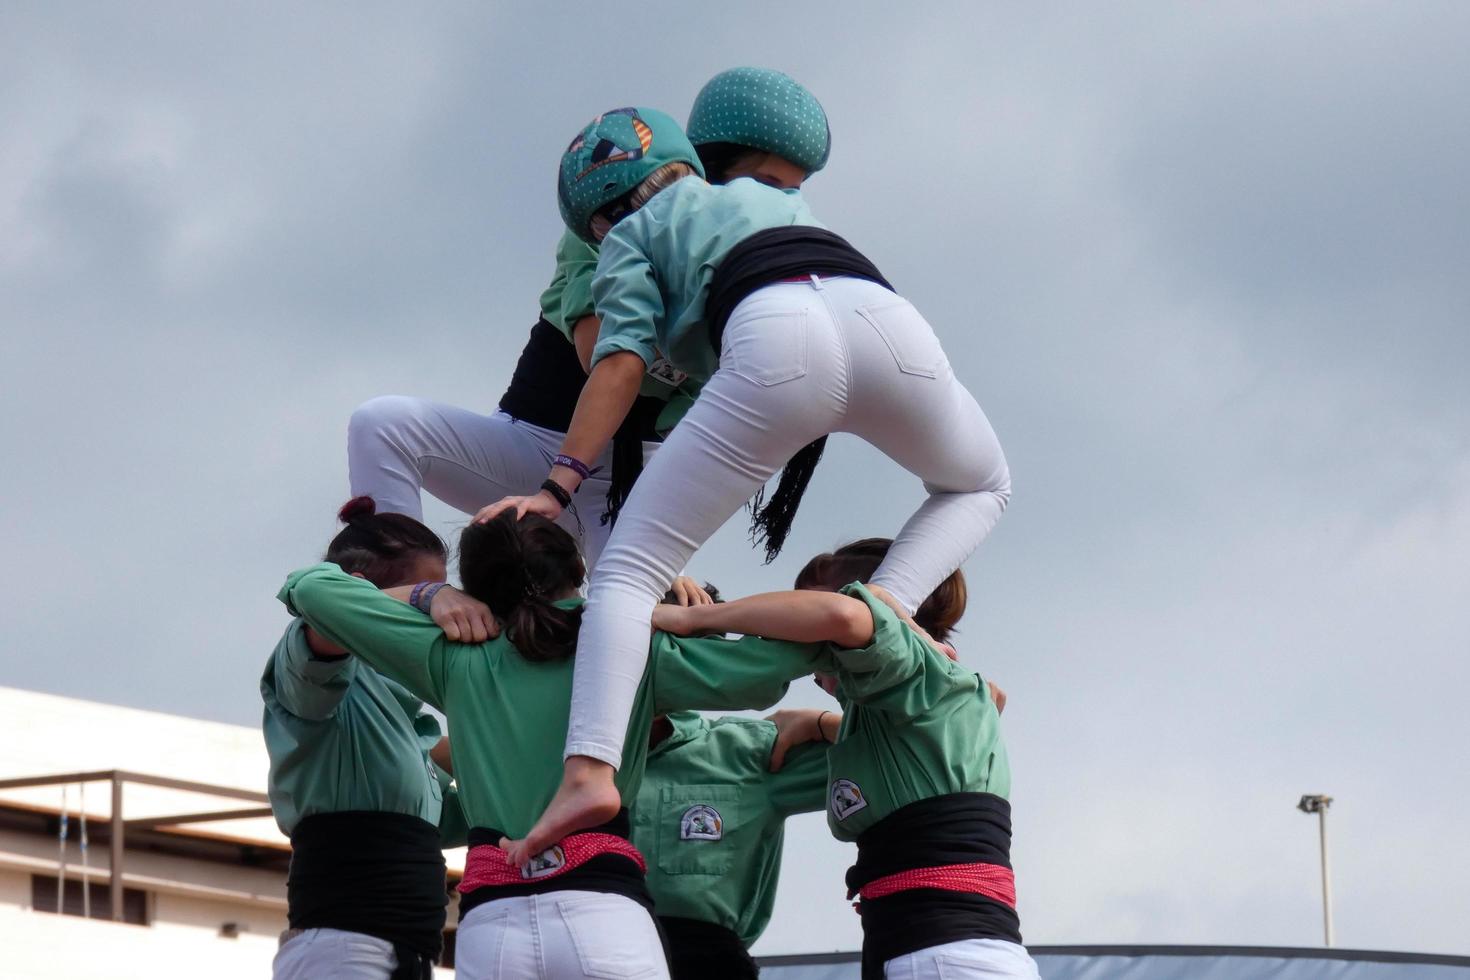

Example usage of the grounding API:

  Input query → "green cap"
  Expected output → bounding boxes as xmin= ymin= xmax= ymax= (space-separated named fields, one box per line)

xmin=687 ymin=67 xmax=830 ymax=174
xmin=558 ymin=107 xmax=705 ymax=244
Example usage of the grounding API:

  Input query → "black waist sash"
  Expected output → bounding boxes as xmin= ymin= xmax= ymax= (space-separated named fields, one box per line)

xmin=658 ymin=916 xmax=758 ymax=980
xmin=704 ymin=225 xmax=894 ymax=355
xmin=847 ymin=793 xmax=1022 ymax=979
xmin=288 ymin=811 xmax=447 ymax=980
xmin=458 ymin=810 xmax=655 ymax=921
xmin=498 ymin=317 xmax=665 ymax=439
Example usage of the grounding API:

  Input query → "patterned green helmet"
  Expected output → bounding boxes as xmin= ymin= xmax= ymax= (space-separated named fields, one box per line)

xmin=686 ymin=67 xmax=830 ymax=174
xmin=558 ymin=107 xmax=704 ymax=244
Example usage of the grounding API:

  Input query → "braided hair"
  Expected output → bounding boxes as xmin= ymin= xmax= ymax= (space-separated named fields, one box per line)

xmin=457 ymin=512 xmax=586 ymax=663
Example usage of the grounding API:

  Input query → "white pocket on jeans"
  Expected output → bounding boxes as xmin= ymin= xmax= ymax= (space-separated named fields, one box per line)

xmin=557 ymin=895 xmax=663 ymax=979
xmin=857 ymin=299 xmax=945 ymax=379
xmin=723 ymin=309 xmax=809 ymax=386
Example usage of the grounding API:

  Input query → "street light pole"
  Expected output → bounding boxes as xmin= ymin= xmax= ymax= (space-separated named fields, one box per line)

xmin=1297 ymin=794 xmax=1334 ymax=947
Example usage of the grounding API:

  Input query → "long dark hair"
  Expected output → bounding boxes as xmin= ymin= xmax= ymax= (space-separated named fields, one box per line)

xmin=325 ymin=496 xmax=446 ymax=589
xmin=794 ymin=537 xmax=968 ymax=643
xmin=457 ymin=512 xmax=586 ymax=663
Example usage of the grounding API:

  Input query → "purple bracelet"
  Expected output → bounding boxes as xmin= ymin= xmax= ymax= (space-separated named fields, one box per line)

xmin=552 ymin=454 xmax=593 ymax=481
xmin=409 ymin=582 xmax=430 ymax=611
xmin=415 ymin=582 xmax=448 ymax=613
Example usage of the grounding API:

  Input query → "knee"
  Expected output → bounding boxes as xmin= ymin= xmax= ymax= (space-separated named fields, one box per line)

xmin=348 ymin=395 xmax=424 ymax=446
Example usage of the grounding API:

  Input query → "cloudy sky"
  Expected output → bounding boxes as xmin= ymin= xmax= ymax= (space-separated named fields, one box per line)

xmin=3 ymin=0 xmax=1467 ymax=959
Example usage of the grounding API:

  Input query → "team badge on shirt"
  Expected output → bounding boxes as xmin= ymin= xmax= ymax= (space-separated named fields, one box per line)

xmin=646 ymin=354 xmax=689 ymax=389
xmin=830 ymin=779 xmax=868 ymax=821
xmin=680 ymin=804 xmax=723 ymax=841
xmin=520 ymin=844 xmax=567 ymax=880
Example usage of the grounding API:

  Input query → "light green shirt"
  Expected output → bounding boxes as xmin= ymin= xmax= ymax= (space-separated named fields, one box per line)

xmin=823 ymin=584 xmax=1011 ymax=841
xmin=260 ymin=619 xmax=463 ymax=841
xmin=633 ymin=712 xmax=828 ymax=947
xmin=537 ymin=228 xmax=698 ymax=435
xmin=277 ymin=564 xmax=831 ymax=838
xmin=590 ymin=177 xmax=821 ymax=386
xmin=538 ymin=230 xmax=601 ymax=340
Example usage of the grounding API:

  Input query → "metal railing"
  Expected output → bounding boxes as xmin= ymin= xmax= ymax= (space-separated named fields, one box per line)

xmin=0 ymin=769 xmax=272 ymax=922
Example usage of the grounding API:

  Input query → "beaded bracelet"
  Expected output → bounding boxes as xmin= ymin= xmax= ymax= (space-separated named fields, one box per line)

xmin=552 ymin=454 xmax=592 ymax=481
xmin=540 ymin=478 xmax=573 ymax=509
xmin=415 ymin=582 xmax=448 ymax=613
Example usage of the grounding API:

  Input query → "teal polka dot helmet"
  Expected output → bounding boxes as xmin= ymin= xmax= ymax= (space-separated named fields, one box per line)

xmin=687 ymin=67 xmax=831 ymax=175
xmin=558 ymin=107 xmax=704 ymax=244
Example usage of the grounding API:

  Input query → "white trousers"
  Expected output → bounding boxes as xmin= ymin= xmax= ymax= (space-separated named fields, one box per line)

xmin=273 ymin=928 xmax=396 ymax=979
xmin=454 ymin=890 xmax=670 ymax=980
xmin=348 ymin=402 xmax=639 ymax=569
xmin=884 ymin=938 xmax=1041 ymax=979
xmin=567 ymin=276 xmax=1011 ymax=765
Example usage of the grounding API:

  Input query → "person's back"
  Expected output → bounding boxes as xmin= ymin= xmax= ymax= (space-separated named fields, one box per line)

xmin=278 ymin=512 xmax=832 ymax=979
xmin=635 ymin=711 xmax=831 ymax=979
xmin=261 ymin=497 xmax=462 ymax=980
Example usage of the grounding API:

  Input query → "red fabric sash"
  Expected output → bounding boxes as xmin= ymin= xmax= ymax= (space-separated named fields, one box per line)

xmin=457 ymin=833 xmax=646 ymax=893
xmin=856 ymin=862 xmax=1017 ymax=909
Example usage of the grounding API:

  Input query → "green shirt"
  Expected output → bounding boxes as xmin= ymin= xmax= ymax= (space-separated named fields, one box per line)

xmin=537 ymin=228 xmax=697 ymax=435
xmin=823 ymin=585 xmax=1011 ymax=842
xmin=538 ymin=230 xmax=601 ymax=340
xmin=277 ymin=564 xmax=830 ymax=839
xmin=590 ymin=176 xmax=821 ymax=386
xmin=260 ymin=619 xmax=463 ymax=841
xmin=633 ymin=712 xmax=829 ymax=947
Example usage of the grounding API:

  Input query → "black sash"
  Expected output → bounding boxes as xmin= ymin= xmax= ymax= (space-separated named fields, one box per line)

xmin=704 ymin=225 xmax=893 ymax=355
xmin=457 ymin=809 xmax=655 ymax=921
xmin=847 ymin=793 xmax=1022 ymax=980
xmin=497 ymin=317 xmax=665 ymax=439
xmin=659 ymin=916 xmax=758 ymax=980
xmin=287 ymin=811 xmax=447 ymax=980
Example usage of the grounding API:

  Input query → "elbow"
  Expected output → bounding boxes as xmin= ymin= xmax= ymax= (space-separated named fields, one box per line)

xmin=834 ymin=600 xmax=875 ymax=649
xmin=599 ymin=349 xmax=649 ymax=379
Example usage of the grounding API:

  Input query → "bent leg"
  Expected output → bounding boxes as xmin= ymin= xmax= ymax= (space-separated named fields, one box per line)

xmin=346 ymin=397 xmax=617 ymax=563
xmin=831 ymin=282 xmax=1011 ymax=613
xmin=565 ymin=365 xmax=830 ymax=764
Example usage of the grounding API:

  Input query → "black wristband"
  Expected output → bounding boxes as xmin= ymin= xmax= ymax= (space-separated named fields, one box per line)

xmin=817 ymin=710 xmax=833 ymax=743
xmin=540 ymin=478 xmax=573 ymax=508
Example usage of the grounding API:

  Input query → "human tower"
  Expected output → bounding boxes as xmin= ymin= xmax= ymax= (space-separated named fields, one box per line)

xmin=264 ymin=67 xmax=1031 ymax=980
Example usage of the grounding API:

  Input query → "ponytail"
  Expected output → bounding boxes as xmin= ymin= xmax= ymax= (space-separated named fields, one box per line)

xmin=458 ymin=512 xmax=586 ymax=663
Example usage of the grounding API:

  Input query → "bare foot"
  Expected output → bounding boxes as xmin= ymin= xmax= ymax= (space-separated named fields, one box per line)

xmin=501 ymin=756 xmax=621 ymax=867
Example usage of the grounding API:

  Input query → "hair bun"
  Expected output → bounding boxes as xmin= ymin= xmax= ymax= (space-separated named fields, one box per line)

xmin=338 ymin=495 xmax=378 ymax=523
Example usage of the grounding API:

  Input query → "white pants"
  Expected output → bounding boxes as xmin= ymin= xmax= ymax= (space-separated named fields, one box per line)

xmin=273 ymin=928 xmax=396 ymax=979
xmin=884 ymin=938 xmax=1041 ymax=979
xmin=567 ymin=276 xmax=1011 ymax=765
xmin=454 ymin=890 xmax=670 ymax=980
xmin=348 ymin=401 xmax=643 ymax=569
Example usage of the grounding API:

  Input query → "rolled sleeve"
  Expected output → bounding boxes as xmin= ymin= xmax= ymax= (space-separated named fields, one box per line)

xmin=589 ymin=225 xmax=663 ymax=369
xmin=269 ymin=619 xmax=358 ymax=722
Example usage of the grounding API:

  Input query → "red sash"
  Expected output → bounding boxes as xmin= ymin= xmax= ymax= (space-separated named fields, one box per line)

xmin=458 ymin=832 xmax=647 ymax=893
xmin=855 ymin=861 xmax=1016 ymax=909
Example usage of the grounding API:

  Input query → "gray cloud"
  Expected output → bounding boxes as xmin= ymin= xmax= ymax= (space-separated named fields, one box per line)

xmin=2 ymin=0 xmax=1467 ymax=957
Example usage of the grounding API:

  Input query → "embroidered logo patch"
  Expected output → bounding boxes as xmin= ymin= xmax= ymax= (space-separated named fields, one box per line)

xmin=520 ymin=844 xmax=567 ymax=880
xmin=680 ymin=804 xmax=723 ymax=841
xmin=830 ymin=779 xmax=868 ymax=821
xmin=646 ymin=355 xmax=689 ymax=389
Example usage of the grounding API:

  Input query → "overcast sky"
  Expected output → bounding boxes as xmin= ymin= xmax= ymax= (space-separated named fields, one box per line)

xmin=3 ymin=0 xmax=1468 ymax=959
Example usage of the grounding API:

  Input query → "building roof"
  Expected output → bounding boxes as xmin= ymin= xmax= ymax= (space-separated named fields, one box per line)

xmin=0 ymin=685 xmax=466 ymax=870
